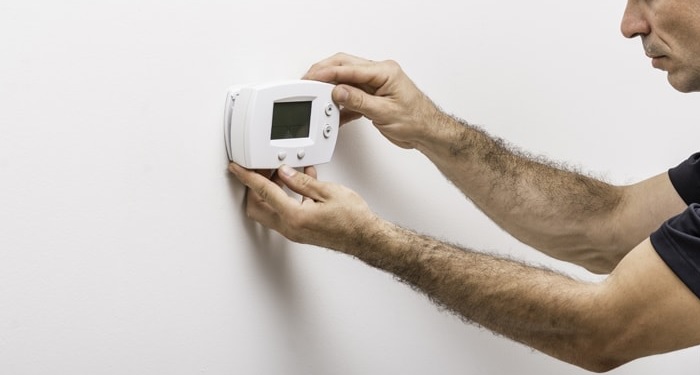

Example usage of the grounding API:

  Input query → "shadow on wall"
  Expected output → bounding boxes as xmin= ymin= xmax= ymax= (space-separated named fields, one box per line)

xmin=225 ymin=166 xmax=344 ymax=374
xmin=225 ymin=167 xmax=292 ymax=298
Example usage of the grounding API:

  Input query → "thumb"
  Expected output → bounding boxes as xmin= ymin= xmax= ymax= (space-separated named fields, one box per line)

xmin=333 ymin=84 xmax=384 ymax=121
xmin=277 ymin=165 xmax=329 ymax=202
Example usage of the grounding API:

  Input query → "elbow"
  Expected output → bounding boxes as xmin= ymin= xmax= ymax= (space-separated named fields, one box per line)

xmin=535 ymin=327 xmax=634 ymax=373
xmin=576 ymin=356 xmax=628 ymax=374
xmin=564 ymin=340 xmax=631 ymax=373
xmin=569 ymin=320 xmax=641 ymax=373
xmin=539 ymin=338 xmax=629 ymax=373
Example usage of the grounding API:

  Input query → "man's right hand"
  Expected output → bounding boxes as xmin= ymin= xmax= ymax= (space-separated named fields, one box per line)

xmin=303 ymin=52 xmax=442 ymax=150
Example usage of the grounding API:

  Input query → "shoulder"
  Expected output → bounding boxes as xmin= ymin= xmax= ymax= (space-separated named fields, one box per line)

xmin=651 ymin=203 xmax=700 ymax=298
xmin=591 ymin=237 xmax=700 ymax=365
xmin=668 ymin=152 xmax=700 ymax=204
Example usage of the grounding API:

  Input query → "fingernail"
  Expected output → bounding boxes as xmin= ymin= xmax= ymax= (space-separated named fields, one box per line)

xmin=279 ymin=164 xmax=297 ymax=177
xmin=335 ymin=87 xmax=349 ymax=102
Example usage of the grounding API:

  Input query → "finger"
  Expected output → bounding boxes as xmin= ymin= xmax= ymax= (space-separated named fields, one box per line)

xmin=237 ymin=169 xmax=283 ymax=228
xmin=327 ymin=52 xmax=372 ymax=66
xmin=339 ymin=108 xmax=364 ymax=126
xmin=303 ymin=52 xmax=372 ymax=80
xmin=307 ymin=64 xmax=389 ymax=91
xmin=333 ymin=84 xmax=388 ymax=121
xmin=245 ymin=188 xmax=283 ymax=229
xmin=304 ymin=165 xmax=318 ymax=179
xmin=254 ymin=168 xmax=284 ymax=188
xmin=229 ymin=163 xmax=298 ymax=214
xmin=301 ymin=166 xmax=318 ymax=203
xmin=271 ymin=170 xmax=284 ymax=187
xmin=277 ymin=165 xmax=329 ymax=202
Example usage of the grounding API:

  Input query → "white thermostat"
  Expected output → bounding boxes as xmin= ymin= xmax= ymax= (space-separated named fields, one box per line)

xmin=224 ymin=80 xmax=340 ymax=169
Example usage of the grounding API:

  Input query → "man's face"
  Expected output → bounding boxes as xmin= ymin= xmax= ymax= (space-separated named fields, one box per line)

xmin=621 ymin=0 xmax=700 ymax=92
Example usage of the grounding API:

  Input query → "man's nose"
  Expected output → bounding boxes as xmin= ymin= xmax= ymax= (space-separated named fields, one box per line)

xmin=621 ymin=2 xmax=651 ymax=38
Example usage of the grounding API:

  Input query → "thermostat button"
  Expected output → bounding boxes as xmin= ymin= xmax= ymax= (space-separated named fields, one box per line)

xmin=323 ymin=124 xmax=333 ymax=139
xmin=277 ymin=151 xmax=287 ymax=161
xmin=297 ymin=150 xmax=306 ymax=159
xmin=325 ymin=103 xmax=334 ymax=116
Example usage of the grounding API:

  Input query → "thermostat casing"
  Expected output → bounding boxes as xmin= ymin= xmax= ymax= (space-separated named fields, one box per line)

xmin=224 ymin=80 xmax=339 ymax=169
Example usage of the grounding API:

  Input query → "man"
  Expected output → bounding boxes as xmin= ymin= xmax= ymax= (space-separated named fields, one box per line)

xmin=229 ymin=1 xmax=700 ymax=372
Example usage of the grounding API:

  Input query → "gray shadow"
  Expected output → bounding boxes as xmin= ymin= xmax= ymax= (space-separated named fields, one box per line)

xmin=224 ymin=164 xmax=340 ymax=374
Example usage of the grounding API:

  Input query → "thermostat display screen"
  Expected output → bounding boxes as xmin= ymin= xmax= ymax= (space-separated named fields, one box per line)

xmin=271 ymin=101 xmax=312 ymax=140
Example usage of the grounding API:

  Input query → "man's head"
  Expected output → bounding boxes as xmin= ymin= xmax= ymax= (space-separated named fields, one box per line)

xmin=622 ymin=0 xmax=700 ymax=92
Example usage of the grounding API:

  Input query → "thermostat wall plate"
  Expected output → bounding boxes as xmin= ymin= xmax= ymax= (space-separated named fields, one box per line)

xmin=224 ymin=80 xmax=339 ymax=169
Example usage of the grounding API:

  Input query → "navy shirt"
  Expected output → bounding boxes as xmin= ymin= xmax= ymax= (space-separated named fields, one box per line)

xmin=650 ymin=153 xmax=700 ymax=299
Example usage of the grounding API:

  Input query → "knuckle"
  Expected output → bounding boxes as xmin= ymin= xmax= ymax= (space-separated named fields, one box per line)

xmin=383 ymin=59 xmax=402 ymax=72
xmin=289 ymin=172 xmax=313 ymax=193
xmin=308 ymin=62 xmax=322 ymax=72
xmin=299 ymin=174 xmax=317 ymax=191
xmin=255 ymin=186 xmax=269 ymax=201
xmin=350 ymin=90 xmax=366 ymax=111
xmin=295 ymin=172 xmax=311 ymax=186
xmin=334 ymin=52 xmax=356 ymax=63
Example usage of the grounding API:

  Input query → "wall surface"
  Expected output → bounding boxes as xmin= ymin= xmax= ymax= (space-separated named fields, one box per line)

xmin=1 ymin=1 xmax=698 ymax=374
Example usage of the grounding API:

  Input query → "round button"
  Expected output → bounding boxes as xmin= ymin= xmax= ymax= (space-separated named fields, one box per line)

xmin=325 ymin=103 xmax=334 ymax=116
xmin=277 ymin=151 xmax=287 ymax=161
xmin=323 ymin=124 xmax=333 ymax=139
xmin=297 ymin=150 xmax=306 ymax=159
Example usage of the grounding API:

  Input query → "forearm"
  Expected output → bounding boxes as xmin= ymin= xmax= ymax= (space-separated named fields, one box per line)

xmin=303 ymin=55 xmax=638 ymax=270
xmin=415 ymin=112 xmax=626 ymax=272
xmin=230 ymin=159 xmax=700 ymax=373
xmin=345 ymin=220 xmax=608 ymax=371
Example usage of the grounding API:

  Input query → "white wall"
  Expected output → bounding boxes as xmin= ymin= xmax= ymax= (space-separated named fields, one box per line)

xmin=1 ymin=0 xmax=698 ymax=374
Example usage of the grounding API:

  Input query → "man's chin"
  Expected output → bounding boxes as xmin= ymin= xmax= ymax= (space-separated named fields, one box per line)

xmin=667 ymin=73 xmax=700 ymax=93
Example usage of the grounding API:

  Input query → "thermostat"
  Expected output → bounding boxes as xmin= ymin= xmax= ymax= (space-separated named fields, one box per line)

xmin=224 ymin=80 xmax=340 ymax=169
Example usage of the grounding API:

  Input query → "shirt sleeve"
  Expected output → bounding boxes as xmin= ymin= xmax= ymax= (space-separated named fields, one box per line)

xmin=650 ymin=203 xmax=700 ymax=299
xmin=668 ymin=152 xmax=700 ymax=205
